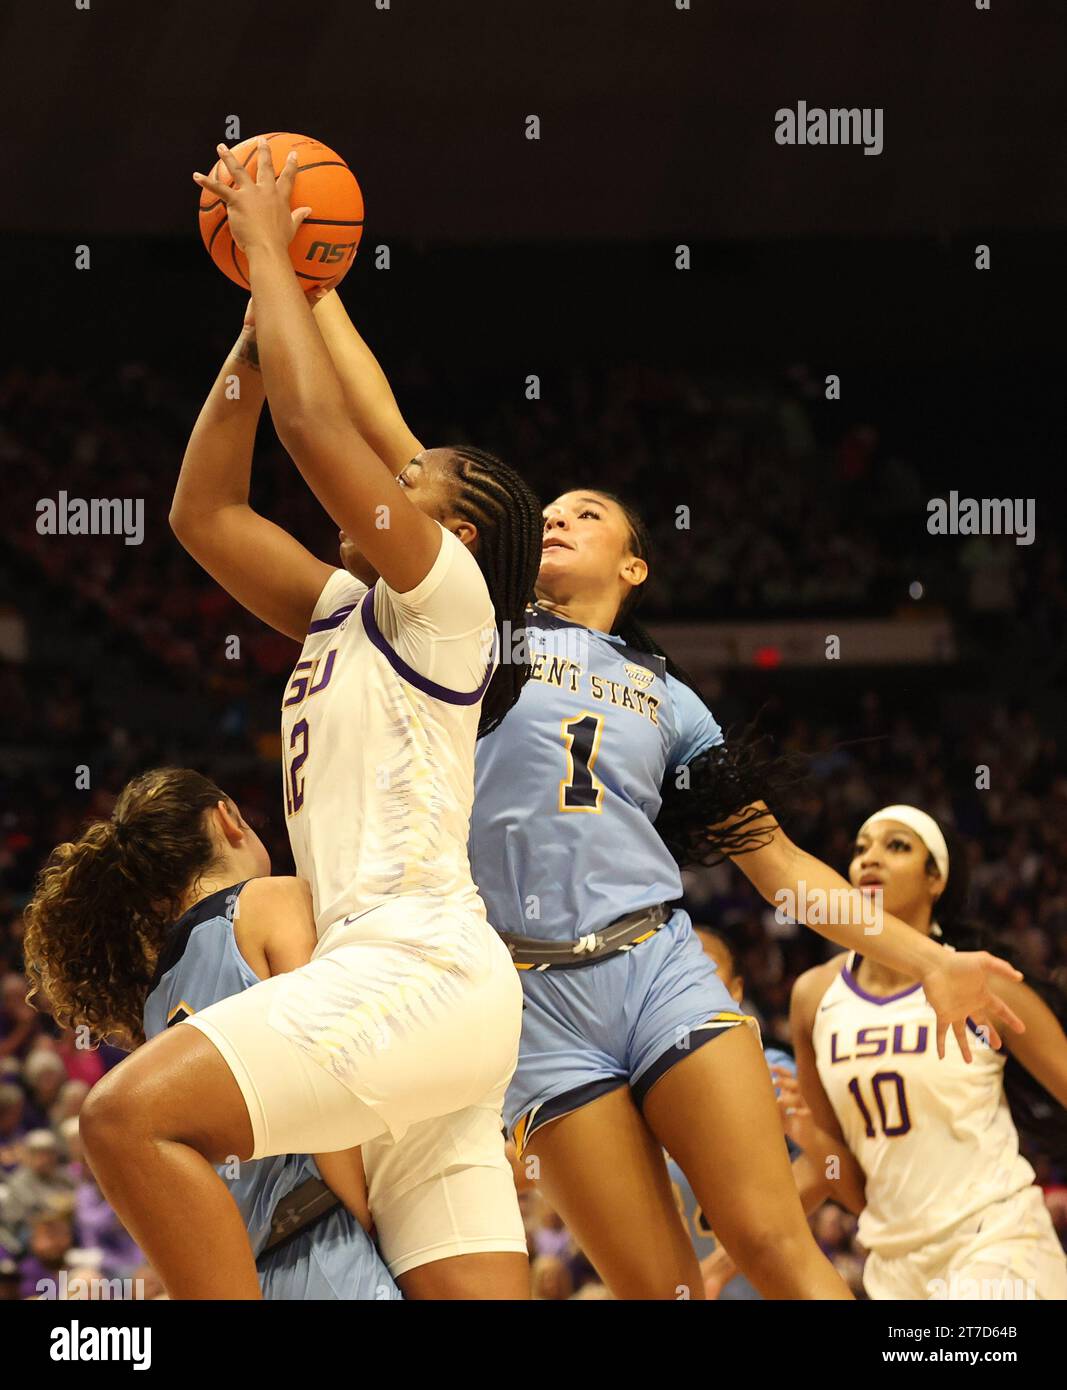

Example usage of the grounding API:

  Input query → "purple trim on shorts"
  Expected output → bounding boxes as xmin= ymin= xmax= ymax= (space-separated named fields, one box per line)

xmin=841 ymin=954 xmax=922 ymax=1006
xmin=359 ymin=586 xmax=494 ymax=705
xmin=308 ymin=603 xmax=357 ymax=634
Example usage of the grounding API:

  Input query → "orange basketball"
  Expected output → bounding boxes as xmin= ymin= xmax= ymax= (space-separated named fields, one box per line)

xmin=198 ymin=132 xmax=364 ymax=290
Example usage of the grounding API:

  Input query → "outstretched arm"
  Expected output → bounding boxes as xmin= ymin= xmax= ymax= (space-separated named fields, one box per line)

xmin=993 ymin=976 xmax=1067 ymax=1110
xmin=719 ymin=807 xmax=1025 ymax=1060
xmin=194 ymin=141 xmax=441 ymax=594
xmin=311 ymin=289 xmax=424 ymax=475
xmin=170 ymin=302 xmax=334 ymax=641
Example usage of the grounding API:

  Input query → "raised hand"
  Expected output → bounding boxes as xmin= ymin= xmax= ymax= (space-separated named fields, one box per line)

xmin=193 ymin=138 xmax=311 ymax=257
xmin=920 ymin=950 xmax=1025 ymax=1061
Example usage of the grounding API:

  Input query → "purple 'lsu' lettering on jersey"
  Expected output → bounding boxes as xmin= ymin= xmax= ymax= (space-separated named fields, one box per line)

xmin=829 ymin=1023 xmax=930 ymax=1064
xmin=283 ymin=649 xmax=338 ymax=708
xmin=283 ymin=648 xmax=338 ymax=816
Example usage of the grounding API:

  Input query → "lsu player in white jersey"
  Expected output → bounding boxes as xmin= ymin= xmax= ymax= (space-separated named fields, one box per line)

xmin=791 ymin=805 xmax=1067 ymax=1300
xmin=78 ymin=141 xmax=543 ymax=1299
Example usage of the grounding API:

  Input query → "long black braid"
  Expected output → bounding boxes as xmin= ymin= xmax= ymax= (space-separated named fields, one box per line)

xmin=446 ymin=446 xmax=543 ymax=738
xmin=593 ymin=490 xmax=809 ymax=866
xmin=928 ymin=826 xmax=1067 ymax=1166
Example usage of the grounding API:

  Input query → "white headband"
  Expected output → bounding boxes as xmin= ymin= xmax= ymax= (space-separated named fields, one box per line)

xmin=858 ymin=804 xmax=950 ymax=886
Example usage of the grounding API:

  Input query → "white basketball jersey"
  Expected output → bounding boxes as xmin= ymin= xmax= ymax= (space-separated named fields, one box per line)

xmin=813 ymin=952 xmax=1034 ymax=1258
xmin=280 ymin=528 xmax=496 ymax=947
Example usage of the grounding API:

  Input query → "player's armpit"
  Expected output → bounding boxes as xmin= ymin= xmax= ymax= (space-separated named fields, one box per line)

xmin=172 ymin=503 xmax=335 ymax=643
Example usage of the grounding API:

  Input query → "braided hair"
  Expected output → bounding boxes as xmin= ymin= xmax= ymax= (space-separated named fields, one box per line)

xmin=586 ymin=490 xmax=808 ymax=865
xmin=445 ymin=446 xmax=543 ymax=738
xmin=929 ymin=826 xmax=1067 ymax=1166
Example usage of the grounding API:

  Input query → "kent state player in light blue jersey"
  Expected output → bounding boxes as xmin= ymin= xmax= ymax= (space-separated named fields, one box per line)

xmin=297 ymin=288 xmax=1028 ymax=1301
xmin=144 ymin=880 xmax=401 ymax=1301
xmin=467 ymin=490 xmax=1023 ymax=1302
xmin=23 ymin=767 xmax=399 ymax=1301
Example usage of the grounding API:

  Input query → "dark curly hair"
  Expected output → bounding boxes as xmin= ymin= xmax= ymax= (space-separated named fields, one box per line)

xmin=22 ymin=767 xmax=229 ymax=1048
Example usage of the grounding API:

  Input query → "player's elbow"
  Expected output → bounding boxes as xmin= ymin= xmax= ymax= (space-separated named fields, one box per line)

xmin=168 ymin=502 xmax=191 ymax=542
xmin=168 ymin=500 xmax=213 ymax=551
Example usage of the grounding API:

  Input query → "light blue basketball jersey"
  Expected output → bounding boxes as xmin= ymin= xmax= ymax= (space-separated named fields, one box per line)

xmin=143 ymin=882 xmax=401 ymax=1300
xmin=472 ymin=609 xmax=722 ymax=940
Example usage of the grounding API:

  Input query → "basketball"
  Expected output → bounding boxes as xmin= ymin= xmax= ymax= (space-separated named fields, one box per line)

xmin=198 ymin=132 xmax=364 ymax=290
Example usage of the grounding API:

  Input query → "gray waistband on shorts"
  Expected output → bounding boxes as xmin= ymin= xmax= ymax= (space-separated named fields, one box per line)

xmin=498 ymin=903 xmax=671 ymax=971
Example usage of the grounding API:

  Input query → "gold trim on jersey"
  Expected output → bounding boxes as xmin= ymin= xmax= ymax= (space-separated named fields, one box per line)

xmin=167 ymin=999 xmax=196 ymax=1025
xmin=557 ymin=711 xmax=605 ymax=813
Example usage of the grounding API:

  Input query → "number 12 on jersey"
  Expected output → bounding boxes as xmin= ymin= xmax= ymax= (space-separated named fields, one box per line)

xmin=285 ymin=719 xmax=310 ymax=816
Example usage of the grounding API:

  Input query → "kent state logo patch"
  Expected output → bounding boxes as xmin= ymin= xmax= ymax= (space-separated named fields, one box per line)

xmin=625 ymin=663 xmax=655 ymax=690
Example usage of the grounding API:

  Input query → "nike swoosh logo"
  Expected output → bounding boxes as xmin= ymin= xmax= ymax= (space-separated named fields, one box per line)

xmin=819 ymin=999 xmax=845 ymax=1012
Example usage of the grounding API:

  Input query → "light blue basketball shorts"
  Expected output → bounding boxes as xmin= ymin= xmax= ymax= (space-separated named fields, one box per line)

xmin=506 ymin=908 xmax=752 ymax=1152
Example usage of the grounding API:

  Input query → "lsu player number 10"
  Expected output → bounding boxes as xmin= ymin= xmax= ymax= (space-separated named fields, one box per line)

xmin=793 ymin=805 xmax=1067 ymax=1301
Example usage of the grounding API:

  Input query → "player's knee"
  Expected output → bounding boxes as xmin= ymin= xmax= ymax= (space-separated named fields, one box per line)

xmin=79 ymin=1071 xmax=150 ymax=1163
xmin=729 ymin=1218 xmax=811 ymax=1282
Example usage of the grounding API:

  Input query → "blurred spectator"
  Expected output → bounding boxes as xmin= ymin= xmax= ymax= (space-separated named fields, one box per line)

xmin=50 ymin=1081 xmax=89 ymax=1132
xmin=17 ymin=1204 xmax=75 ymax=1299
xmin=21 ymin=1052 xmax=68 ymax=1130
xmin=0 ymin=974 xmax=40 ymax=1062
xmin=2 ymin=1130 xmax=74 ymax=1229
xmin=73 ymin=1163 xmax=142 ymax=1276
xmin=0 ymin=1083 xmax=26 ymax=1170
xmin=530 ymin=1255 xmax=574 ymax=1301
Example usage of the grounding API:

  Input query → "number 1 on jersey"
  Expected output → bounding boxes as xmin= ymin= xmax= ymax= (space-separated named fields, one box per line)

xmin=559 ymin=712 xmax=605 ymax=813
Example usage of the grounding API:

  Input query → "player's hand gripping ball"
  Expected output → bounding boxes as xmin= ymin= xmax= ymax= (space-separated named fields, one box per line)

xmin=197 ymin=132 xmax=364 ymax=289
